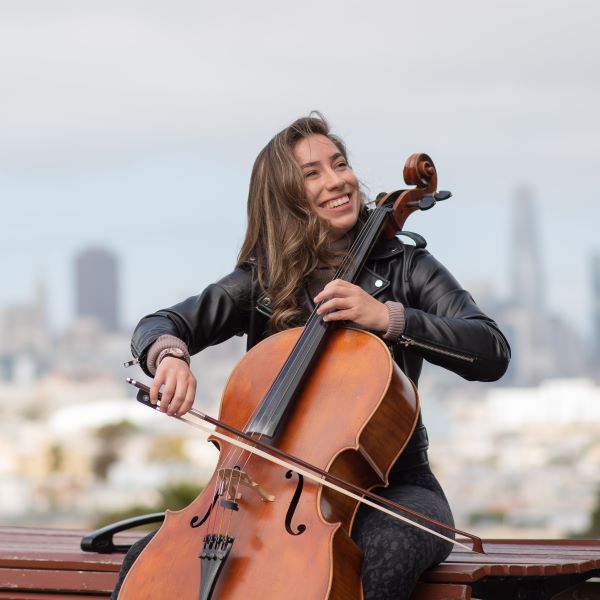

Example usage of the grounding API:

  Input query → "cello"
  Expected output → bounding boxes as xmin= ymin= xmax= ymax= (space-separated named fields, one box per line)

xmin=119 ymin=154 xmax=479 ymax=599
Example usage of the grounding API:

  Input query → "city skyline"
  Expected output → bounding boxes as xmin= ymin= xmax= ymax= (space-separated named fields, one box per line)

xmin=2 ymin=173 xmax=599 ymax=341
xmin=3 ymin=192 xmax=599 ymax=349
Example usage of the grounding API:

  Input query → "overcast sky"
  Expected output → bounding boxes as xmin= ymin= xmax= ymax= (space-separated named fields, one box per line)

xmin=1 ymin=0 xmax=599 ymax=339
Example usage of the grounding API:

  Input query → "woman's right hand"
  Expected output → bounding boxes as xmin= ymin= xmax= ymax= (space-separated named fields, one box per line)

xmin=150 ymin=357 xmax=197 ymax=416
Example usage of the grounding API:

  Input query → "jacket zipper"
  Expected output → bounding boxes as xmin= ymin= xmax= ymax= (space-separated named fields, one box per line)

xmin=399 ymin=335 xmax=475 ymax=363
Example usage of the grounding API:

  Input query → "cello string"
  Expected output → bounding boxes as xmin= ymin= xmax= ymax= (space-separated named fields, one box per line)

xmin=208 ymin=206 xmax=386 ymax=516
xmin=228 ymin=207 xmax=382 ymax=476
xmin=205 ymin=211 xmax=379 ymax=484
xmin=205 ymin=474 xmax=221 ymax=532
xmin=246 ymin=206 xmax=385 ymax=439
xmin=218 ymin=468 xmax=238 ymax=538
xmin=230 ymin=207 xmax=384 ymax=480
xmin=231 ymin=202 xmax=389 ymax=467
xmin=206 ymin=457 xmax=232 ymax=536
xmin=218 ymin=215 xmax=386 ymax=523
xmin=222 ymin=466 xmax=246 ymax=541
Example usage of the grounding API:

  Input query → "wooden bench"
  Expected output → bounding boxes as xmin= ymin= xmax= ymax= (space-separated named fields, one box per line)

xmin=414 ymin=539 xmax=600 ymax=599
xmin=1 ymin=526 xmax=599 ymax=599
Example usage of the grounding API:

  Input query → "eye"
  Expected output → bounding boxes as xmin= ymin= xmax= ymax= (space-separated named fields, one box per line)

xmin=304 ymin=170 xmax=318 ymax=178
xmin=334 ymin=160 xmax=348 ymax=170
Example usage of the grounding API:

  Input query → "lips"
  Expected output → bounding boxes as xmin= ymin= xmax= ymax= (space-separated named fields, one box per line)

xmin=321 ymin=195 xmax=350 ymax=210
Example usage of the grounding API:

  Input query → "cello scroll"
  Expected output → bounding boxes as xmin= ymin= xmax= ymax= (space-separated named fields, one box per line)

xmin=379 ymin=152 xmax=451 ymax=238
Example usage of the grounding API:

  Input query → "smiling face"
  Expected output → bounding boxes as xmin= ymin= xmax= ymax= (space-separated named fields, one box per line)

xmin=293 ymin=134 xmax=361 ymax=239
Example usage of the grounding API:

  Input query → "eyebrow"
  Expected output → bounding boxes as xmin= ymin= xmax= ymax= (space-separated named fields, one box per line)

xmin=300 ymin=152 xmax=344 ymax=169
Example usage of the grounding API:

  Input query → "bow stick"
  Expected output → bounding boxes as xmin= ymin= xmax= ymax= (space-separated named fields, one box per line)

xmin=127 ymin=378 xmax=484 ymax=553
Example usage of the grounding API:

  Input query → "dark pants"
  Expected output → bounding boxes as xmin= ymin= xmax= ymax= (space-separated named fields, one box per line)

xmin=112 ymin=465 xmax=453 ymax=600
xmin=352 ymin=465 xmax=454 ymax=600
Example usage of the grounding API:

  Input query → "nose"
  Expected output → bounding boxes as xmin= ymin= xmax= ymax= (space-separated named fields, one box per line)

xmin=324 ymin=167 xmax=345 ymax=190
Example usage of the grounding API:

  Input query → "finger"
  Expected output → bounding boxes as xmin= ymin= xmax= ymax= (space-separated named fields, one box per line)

xmin=317 ymin=296 xmax=353 ymax=315
xmin=160 ymin=376 xmax=177 ymax=413
xmin=314 ymin=288 xmax=349 ymax=304
xmin=314 ymin=280 xmax=343 ymax=302
xmin=167 ymin=372 xmax=195 ymax=416
xmin=314 ymin=280 xmax=360 ymax=304
xmin=323 ymin=308 xmax=356 ymax=322
xmin=150 ymin=374 xmax=164 ymax=405
xmin=166 ymin=380 xmax=187 ymax=416
xmin=179 ymin=377 xmax=197 ymax=416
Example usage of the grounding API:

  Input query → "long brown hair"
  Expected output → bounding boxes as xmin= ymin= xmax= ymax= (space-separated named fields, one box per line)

xmin=237 ymin=114 xmax=360 ymax=331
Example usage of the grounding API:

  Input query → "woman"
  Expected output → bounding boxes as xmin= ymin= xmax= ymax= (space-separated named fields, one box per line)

xmin=117 ymin=115 xmax=510 ymax=599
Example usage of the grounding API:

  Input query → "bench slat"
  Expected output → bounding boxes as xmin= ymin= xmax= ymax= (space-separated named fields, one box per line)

xmin=0 ymin=568 xmax=116 ymax=594
xmin=0 ymin=593 xmax=108 ymax=599
xmin=411 ymin=582 xmax=472 ymax=600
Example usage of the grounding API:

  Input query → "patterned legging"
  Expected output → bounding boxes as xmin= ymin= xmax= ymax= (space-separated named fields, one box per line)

xmin=352 ymin=465 xmax=454 ymax=600
xmin=112 ymin=465 xmax=453 ymax=600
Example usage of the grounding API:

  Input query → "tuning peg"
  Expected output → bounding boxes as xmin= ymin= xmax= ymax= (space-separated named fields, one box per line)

xmin=418 ymin=195 xmax=436 ymax=210
xmin=405 ymin=191 xmax=452 ymax=211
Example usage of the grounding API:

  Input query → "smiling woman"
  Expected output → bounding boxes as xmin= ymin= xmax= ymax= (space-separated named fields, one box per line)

xmin=293 ymin=134 xmax=361 ymax=238
xmin=114 ymin=113 xmax=510 ymax=600
xmin=235 ymin=115 xmax=371 ymax=333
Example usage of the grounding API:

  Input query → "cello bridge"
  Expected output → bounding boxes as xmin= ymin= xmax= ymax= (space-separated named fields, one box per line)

xmin=218 ymin=468 xmax=275 ymax=502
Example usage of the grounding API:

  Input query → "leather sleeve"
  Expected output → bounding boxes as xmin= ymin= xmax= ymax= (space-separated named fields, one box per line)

xmin=401 ymin=248 xmax=510 ymax=382
xmin=130 ymin=266 xmax=254 ymax=377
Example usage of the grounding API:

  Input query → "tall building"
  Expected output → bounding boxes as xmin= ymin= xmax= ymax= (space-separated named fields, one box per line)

xmin=507 ymin=188 xmax=549 ymax=384
xmin=511 ymin=188 xmax=544 ymax=314
xmin=500 ymin=189 xmax=588 ymax=384
xmin=75 ymin=248 xmax=119 ymax=331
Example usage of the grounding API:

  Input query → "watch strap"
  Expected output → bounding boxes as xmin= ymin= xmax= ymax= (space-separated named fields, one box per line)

xmin=146 ymin=335 xmax=190 ymax=375
xmin=157 ymin=348 xmax=190 ymax=367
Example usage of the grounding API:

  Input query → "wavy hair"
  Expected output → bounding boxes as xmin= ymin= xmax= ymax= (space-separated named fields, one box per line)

xmin=237 ymin=114 xmax=359 ymax=331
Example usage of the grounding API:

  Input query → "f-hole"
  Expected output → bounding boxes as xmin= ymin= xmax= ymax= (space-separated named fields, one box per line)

xmin=284 ymin=470 xmax=306 ymax=536
xmin=190 ymin=491 xmax=219 ymax=528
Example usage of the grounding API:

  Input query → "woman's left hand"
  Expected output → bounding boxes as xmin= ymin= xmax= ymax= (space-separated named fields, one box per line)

xmin=314 ymin=280 xmax=389 ymax=332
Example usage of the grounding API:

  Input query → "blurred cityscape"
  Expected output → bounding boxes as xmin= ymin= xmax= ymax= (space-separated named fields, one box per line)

xmin=1 ymin=192 xmax=600 ymax=539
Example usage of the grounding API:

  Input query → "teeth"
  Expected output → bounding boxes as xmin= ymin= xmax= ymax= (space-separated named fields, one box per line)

xmin=323 ymin=195 xmax=350 ymax=209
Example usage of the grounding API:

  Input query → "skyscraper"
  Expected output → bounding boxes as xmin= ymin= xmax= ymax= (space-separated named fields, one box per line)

xmin=511 ymin=187 xmax=544 ymax=313
xmin=504 ymin=189 xmax=587 ymax=384
xmin=75 ymin=248 xmax=119 ymax=331
xmin=508 ymin=188 xmax=552 ymax=384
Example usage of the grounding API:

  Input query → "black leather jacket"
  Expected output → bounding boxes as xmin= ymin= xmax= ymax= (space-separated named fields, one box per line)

xmin=131 ymin=235 xmax=510 ymax=471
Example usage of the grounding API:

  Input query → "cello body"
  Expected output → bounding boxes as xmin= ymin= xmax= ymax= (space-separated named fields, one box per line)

xmin=119 ymin=326 xmax=419 ymax=599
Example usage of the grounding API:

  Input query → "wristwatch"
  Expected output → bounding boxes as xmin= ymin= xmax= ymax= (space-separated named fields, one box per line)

xmin=157 ymin=347 xmax=189 ymax=366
